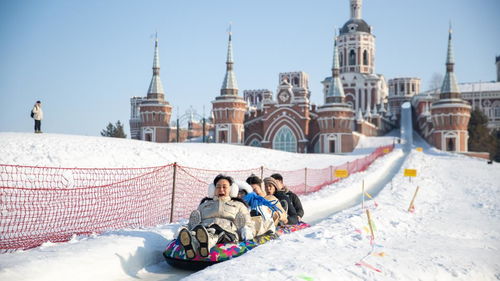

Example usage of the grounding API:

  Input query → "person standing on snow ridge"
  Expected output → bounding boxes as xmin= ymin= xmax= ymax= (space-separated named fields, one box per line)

xmin=32 ymin=101 xmax=43 ymax=133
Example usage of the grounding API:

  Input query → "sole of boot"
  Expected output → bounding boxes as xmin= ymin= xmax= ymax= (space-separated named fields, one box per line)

xmin=179 ymin=229 xmax=196 ymax=259
xmin=194 ymin=226 xmax=209 ymax=258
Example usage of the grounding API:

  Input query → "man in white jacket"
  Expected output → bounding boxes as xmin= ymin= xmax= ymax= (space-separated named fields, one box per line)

xmin=32 ymin=101 xmax=43 ymax=133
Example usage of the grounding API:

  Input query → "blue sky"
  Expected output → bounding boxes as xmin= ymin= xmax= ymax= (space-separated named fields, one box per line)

xmin=0 ymin=0 xmax=498 ymax=136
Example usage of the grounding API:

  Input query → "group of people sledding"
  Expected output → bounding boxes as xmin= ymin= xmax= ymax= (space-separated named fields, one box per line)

xmin=177 ymin=173 xmax=304 ymax=259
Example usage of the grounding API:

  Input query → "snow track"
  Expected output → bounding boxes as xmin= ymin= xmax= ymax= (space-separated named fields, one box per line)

xmin=134 ymin=146 xmax=409 ymax=281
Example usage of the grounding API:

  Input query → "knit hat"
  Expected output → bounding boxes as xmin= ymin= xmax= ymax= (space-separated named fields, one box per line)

xmin=263 ymin=177 xmax=278 ymax=190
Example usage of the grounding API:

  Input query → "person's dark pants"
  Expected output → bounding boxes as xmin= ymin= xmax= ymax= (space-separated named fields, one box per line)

xmin=34 ymin=120 xmax=41 ymax=132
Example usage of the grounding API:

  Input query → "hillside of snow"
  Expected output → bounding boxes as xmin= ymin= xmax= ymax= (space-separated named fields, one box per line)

xmin=0 ymin=132 xmax=499 ymax=281
xmin=0 ymin=132 xmax=396 ymax=169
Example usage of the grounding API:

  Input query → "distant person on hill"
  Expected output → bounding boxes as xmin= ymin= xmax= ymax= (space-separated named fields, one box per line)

xmin=270 ymin=173 xmax=304 ymax=222
xmin=31 ymin=101 xmax=43 ymax=133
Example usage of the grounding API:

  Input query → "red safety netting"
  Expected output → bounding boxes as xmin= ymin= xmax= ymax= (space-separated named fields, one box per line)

xmin=0 ymin=144 xmax=393 ymax=251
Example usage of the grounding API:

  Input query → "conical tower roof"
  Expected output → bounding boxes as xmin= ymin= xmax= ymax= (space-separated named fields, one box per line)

xmin=356 ymin=108 xmax=364 ymax=121
xmin=440 ymin=25 xmax=460 ymax=97
xmin=147 ymin=35 xmax=165 ymax=100
xmin=326 ymin=36 xmax=345 ymax=104
xmin=220 ymin=29 xmax=239 ymax=96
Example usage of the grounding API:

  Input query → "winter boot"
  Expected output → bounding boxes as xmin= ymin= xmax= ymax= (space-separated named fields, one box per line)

xmin=177 ymin=226 xmax=197 ymax=259
xmin=187 ymin=210 xmax=201 ymax=230
xmin=193 ymin=225 xmax=219 ymax=258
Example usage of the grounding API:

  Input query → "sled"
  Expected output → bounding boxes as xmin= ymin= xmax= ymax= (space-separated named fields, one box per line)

xmin=163 ymin=222 xmax=310 ymax=270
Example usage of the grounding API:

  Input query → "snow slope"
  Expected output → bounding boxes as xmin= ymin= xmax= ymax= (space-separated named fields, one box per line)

xmin=0 ymin=132 xmax=394 ymax=169
xmin=1 ymin=132 xmax=499 ymax=281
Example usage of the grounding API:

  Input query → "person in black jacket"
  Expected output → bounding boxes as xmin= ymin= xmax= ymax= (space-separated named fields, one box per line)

xmin=263 ymin=177 xmax=299 ymax=225
xmin=270 ymin=173 xmax=304 ymax=221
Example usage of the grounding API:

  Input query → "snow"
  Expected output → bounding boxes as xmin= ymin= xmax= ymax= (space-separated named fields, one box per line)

xmin=0 ymin=132 xmax=393 ymax=169
xmin=0 ymin=132 xmax=499 ymax=281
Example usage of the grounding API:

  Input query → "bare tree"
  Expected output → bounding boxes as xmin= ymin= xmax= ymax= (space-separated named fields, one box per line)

xmin=428 ymin=72 xmax=444 ymax=91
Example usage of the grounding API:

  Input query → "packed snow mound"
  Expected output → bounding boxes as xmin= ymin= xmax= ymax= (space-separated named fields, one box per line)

xmin=0 ymin=132 xmax=394 ymax=169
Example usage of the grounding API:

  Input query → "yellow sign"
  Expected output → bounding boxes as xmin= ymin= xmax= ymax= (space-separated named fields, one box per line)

xmin=416 ymin=147 xmax=423 ymax=152
xmin=383 ymin=148 xmax=390 ymax=154
xmin=335 ymin=169 xmax=349 ymax=178
xmin=404 ymin=169 xmax=417 ymax=177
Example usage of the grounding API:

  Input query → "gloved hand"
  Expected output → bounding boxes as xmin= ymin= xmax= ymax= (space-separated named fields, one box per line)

xmin=239 ymin=226 xmax=254 ymax=241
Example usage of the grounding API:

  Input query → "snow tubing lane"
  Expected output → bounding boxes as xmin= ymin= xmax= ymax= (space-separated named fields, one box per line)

xmin=164 ymin=222 xmax=310 ymax=270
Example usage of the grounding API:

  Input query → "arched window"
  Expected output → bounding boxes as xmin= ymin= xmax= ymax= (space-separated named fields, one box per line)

xmin=349 ymin=50 xmax=356 ymax=65
xmin=293 ymin=77 xmax=300 ymax=86
xmin=339 ymin=52 xmax=343 ymax=67
xmin=272 ymin=125 xmax=297 ymax=152
xmin=249 ymin=139 xmax=261 ymax=147
xmin=363 ymin=50 xmax=368 ymax=65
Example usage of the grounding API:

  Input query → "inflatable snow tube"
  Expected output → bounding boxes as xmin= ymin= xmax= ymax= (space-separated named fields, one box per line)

xmin=163 ymin=222 xmax=310 ymax=270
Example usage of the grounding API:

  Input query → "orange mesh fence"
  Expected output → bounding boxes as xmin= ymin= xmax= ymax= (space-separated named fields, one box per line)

xmin=0 ymin=144 xmax=393 ymax=251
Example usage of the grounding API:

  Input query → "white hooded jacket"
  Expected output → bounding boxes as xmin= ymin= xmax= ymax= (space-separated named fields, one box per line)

xmin=32 ymin=104 xmax=43 ymax=121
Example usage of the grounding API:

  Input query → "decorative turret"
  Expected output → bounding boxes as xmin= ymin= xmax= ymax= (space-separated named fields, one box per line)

xmin=430 ymin=26 xmax=471 ymax=152
xmin=134 ymin=34 xmax=172 ymax=143
xmin=356 ymin=108 xmax=364 ymax=121
xmin=212 ymin=27 xmax=247 ymax=144
xmin=316 ymin=30 xmax=355 ymax=153
xmin=364 ymin=102 xmax=372 ymax=119
xmin=379 ymin=102 xmax=386 ymax=115
xmin=372 ymin=103 xmax=378 ymax=116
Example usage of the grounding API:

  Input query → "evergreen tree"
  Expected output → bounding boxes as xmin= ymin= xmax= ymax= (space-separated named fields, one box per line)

xmin=468 ymin=108 xmax=496 ymax=160
xmin=101 ymin=121 xmax=127 ymax=138
xmin=494 ymin=129 xmax=500 ymax=162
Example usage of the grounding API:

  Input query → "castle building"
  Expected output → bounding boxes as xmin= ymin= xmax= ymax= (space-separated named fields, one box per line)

xmin=129 ymin=36 xmax=172 ymax=142
xmin=215 ymin=0 xmax=392 ymax=153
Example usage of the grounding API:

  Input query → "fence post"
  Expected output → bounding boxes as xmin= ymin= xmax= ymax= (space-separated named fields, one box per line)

xmin=260 ymin=166 xmax=264 ymax=180
xmin=170 ymin=162 xmax=177 ymax=223
xmin=304 ymin=167 xmax=307 ymax=193
xmin=330 ymin=166 xmax=333 ymax=182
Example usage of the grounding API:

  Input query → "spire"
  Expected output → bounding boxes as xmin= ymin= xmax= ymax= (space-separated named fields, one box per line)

xmin=372 ymin=103 xmax=378 ymax=116
xmin=326 ymin=33 xmax=345 ymax=104
xmin=350 ymin=0 xmax=362 ymax=19
xmin=386 ymin=103 xmax=392 ymax=117
xmin=356 ymin=108 xmax=364 ymax=121
xmin=440 ymin=24 xmax=460 ymax=97
xmin=147 ymin=33 xmax=165 ymax=100
xmin=379 ymin=102 xmax=386 ymax=114
xmin=220 ymin=24 xmax=239 ymax=96
xmin=364 ymin=102 xmax=372 ymax=119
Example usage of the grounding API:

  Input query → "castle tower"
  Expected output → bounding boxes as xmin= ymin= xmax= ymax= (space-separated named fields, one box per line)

xmin=338 ymin=0 xmax=374 ymax=75
xmin=317 ymin=36 xmax=355 ymax=153
xmin=322 ymin=0 xmax=388 ymax=117
xmin=134 ymin=35 xmax=172 ymax=142
xmin=430 ymin=26 xmax=471 ymax=152
xmin=212 ymin=29 xmax=247 ymax=144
